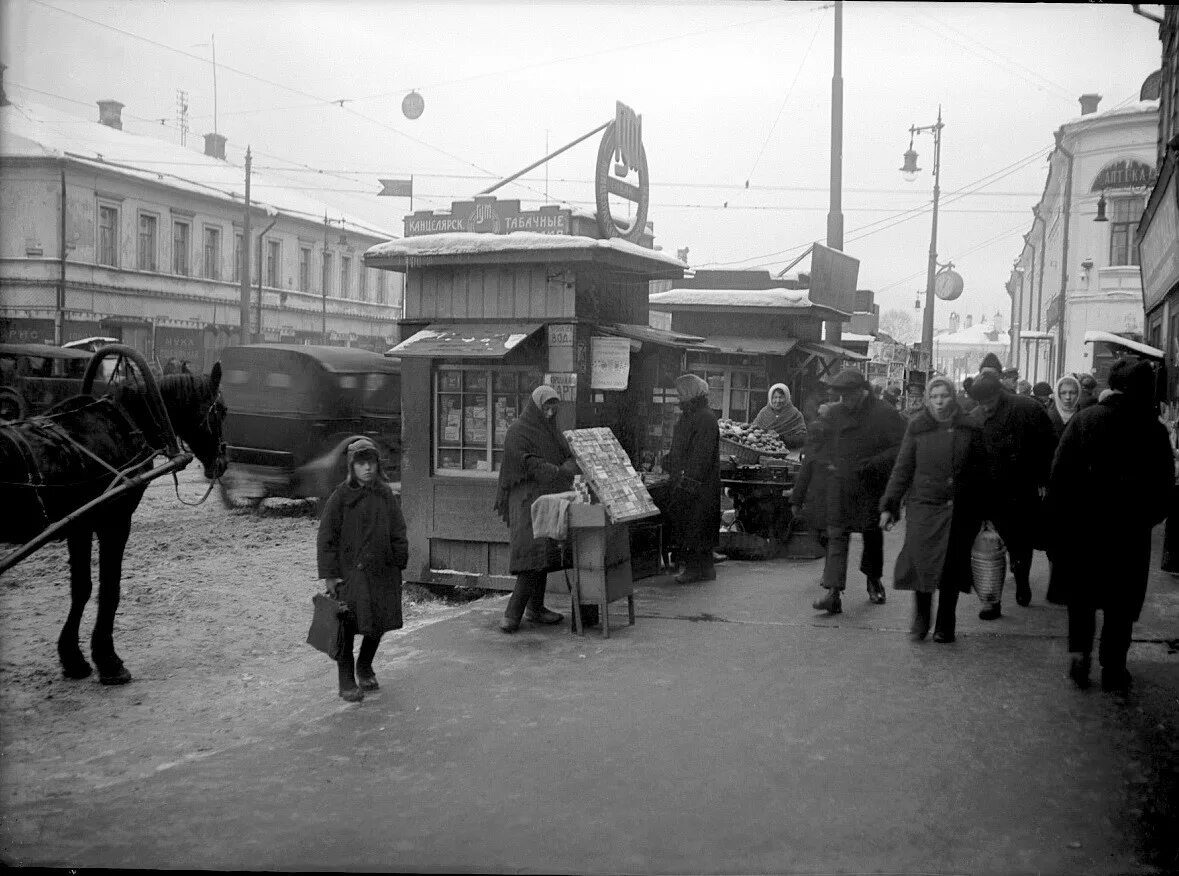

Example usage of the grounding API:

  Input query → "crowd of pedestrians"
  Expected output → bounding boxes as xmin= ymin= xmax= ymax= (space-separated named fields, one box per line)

xmin=788 ymin=354 xmax=1173 ymax=693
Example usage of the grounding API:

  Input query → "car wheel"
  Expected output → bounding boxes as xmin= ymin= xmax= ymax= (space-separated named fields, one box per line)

xmin=218 ymin=479 xmax=263 ymax=511
xmin=0 ymin=388 xmax=27 ymax=423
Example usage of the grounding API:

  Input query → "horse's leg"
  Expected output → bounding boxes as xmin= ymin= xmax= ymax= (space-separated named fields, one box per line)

xmin=91 ymin=513 xmax=133 ymax=685
xmin=58 ymin=528 xmax=94 ymax=679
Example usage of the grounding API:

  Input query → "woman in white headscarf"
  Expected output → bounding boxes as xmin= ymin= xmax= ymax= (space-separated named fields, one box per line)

xmin=751 ymin=382 xmax=808 ymax=449
xmin=1046 ymin=375 xmax=1080 ymax=443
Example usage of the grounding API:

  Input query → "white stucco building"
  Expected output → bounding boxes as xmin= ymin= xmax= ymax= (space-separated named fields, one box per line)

xmin=0 ymin=96 xmax=404 ymax=371
xmin=931 ymin=311 xmax=1009 ymax=383
xmin=1006 ymin=92 xmax=1158 ymax=384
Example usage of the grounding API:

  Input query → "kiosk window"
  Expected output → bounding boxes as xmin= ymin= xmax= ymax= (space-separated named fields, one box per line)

xmin=435 ymin=366 xmax=541 ymax=476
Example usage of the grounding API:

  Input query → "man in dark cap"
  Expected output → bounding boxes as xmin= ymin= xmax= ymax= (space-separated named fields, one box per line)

xmin=1076 ymin=373 xmax=1099 ymax=409
xmin=968 ymin=370 xmax=1056 ymax=617
xmin=808 ymin=367 xmax=907 ymax=613
xmin=1001 ymin=368 xmax=1020 ymax=393
xmin=1046 ymin=358 xmax=1172 ymax=692
xmin=1032 ymin=381 xmax=1054 ymax=409
xmin=979 ymin=353 xmax=1004 ymax=375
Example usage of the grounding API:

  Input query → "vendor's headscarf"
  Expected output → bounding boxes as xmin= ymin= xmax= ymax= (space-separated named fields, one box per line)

xmin=1053 ymin=375 xmax=1080 ymax=425
xmin=493 ymin=383 xmax=571 ymax=524
xmin=924 ymin=376 xmax=958 ymax=423
xmin=675 ymin=373 xmax=709 ymax=400
xmin=752 ymin=382 xmax=806 ymax=441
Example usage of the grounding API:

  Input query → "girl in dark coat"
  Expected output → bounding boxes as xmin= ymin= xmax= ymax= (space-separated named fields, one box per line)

xmin=1045 ymin=375 xmax=1080 ymax=442
xmin=317 ymin=438 xmax=408 ymax=702
xmin=666 ymin=374 xmax=721 ymax=584
xmin=493 ymin=385 xmax=578 ymax=633
xmin=879 ymin=377 xmax=986 ymax=642
xmin=1047 ymin=359 xmax=1173 ymax=692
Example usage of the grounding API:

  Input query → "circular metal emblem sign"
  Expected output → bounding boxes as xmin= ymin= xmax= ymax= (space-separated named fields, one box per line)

xmin=402 ymin=91 xmax=425 ymax=120
xmin=934 ymin=268 xmax=964 ymax=301
xmin=594 ymin=117 xmax=649 ymax=243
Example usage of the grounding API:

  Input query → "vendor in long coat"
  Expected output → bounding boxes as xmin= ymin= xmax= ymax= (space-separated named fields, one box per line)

xmin=1047 ymin=358 xmax=1173 ymax=692
xmin=666 ymin=374 xmax=721 ymax=584
xmin=879 ymin=377 xmax=986 ymax=643
xmin=966 ymin=369 xmax=1056 ymax=618
xmin=493 ymin=385 xmax=579 ymax=634
xmin=811 ymin=367 xmax=907 ymax=614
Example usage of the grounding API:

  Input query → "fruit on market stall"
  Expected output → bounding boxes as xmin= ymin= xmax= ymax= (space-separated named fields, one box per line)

xmin=718 ymin=418 xmax=790 ymax=455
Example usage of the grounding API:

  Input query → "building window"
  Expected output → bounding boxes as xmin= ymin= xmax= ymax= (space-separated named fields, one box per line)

xmin=323 ymin=252 xmax=333 ymax=296
xmin=137 ymin=213 xmax=158 ymax=271
xmin=434 ymin=367 xmax=542 ymax=476
xmin=266 ymin=239 xmax=281 ymax=288
xmin=358 ymin=266 xmax=368 ymax=302
xmin=340 ymin=256 xmax=351 ymax=299
xmin=98 ymin=204 xmax=119 ymax=267
xmin=172 ymin=219 xmax=190 ymax=276
xmin=299 ymin=246 xmax=311 ymax=292
xmin=690 ymin=364 xmax=767 ymax=423
xmin=1109 ymin=196 xmax=1145 ymax=267
xmin=203 ymin=226 xmax=221 ymax=280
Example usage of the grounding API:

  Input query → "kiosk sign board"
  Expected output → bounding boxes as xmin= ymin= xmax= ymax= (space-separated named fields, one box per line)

xmin=590 ymin=336 xmax=631 ymax=390
xmin=404 ymin=199 xmax=571 ymax=237
xmin=808 ymin=243 xmax=859 ymax=314
xmin=1140 ymin=169 xmax=1179 ymax=314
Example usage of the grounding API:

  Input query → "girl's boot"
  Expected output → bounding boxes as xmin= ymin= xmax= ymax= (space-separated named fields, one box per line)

xmin=337 ymin=634 xmax=363 ymax=702
xmin=356 ymin=635 xmax=381 ymax=692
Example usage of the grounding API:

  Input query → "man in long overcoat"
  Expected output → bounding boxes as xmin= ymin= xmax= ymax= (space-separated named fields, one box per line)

xmin=1047 ymin=358 xmax=1172 ymax=691
xmin=967 ymin=369 xmax=1056 ymax=618
xmin=811 ymin=367 xmax=906 ymax=614
xmin=666 ymin=373 xmax=721 ymax=584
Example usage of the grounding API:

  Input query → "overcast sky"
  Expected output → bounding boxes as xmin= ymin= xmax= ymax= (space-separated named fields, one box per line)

xmin=1 ymin=1 xmax=1163 ymax=326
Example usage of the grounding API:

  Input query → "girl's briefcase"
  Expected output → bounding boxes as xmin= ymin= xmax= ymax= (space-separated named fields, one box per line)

xmin=307 ymin=592 xmax=349 ymax=660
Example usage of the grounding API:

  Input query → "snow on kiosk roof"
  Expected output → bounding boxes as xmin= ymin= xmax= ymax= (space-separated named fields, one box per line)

xmin=364 ymin=231 xmax=685 ymax=277
xmin=648 ymin=287 xmax=849 ymax=321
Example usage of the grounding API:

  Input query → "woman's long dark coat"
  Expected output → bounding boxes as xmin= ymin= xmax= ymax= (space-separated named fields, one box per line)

xmin=812 ymin=394 xmax=906 ymax=532
xmin=317 ymin=480 xmax=408 ymax=635
xmin=1046 ymin=393 xmax=1173 ymax=618
xmin=666 ymin=395 xmax=721 ymax=552
xmin=497 ymin=401 xmax=575 ymax=575
xmin=880 ymin=408 xmax=986 ymax=593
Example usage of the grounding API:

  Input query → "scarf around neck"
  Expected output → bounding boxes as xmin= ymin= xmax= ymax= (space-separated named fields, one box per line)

xmin=752 ymin=382 xmax=806 ymax=438
xmin=1054 ymin=375 xmax=1080 ymax=425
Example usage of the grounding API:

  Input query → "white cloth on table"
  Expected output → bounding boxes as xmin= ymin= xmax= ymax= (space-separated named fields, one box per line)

xmin=530 ymin=491 xmax=579 ymax=541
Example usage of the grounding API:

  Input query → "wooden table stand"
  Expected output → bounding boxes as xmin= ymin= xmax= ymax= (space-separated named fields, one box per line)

xmin=568 ymin=503 xmax=635 ymax=638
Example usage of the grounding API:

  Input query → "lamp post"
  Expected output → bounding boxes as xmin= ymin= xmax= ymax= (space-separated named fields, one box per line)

xmin=901 ymin=107 xmax=944 ymax=373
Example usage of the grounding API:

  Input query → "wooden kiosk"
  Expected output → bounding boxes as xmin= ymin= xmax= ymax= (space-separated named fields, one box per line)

xmin=364 ymin=104 xmax=691 ymax=596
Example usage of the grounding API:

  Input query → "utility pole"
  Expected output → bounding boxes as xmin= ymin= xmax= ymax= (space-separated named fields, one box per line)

xmin=56 ymin=168 xmax=67 ymax=345
xmin=825 ymin=0 xmax=845 ymax=345
xmin=255 ymin=215 xmax=278 ymax=344
xmin=322 ymin=213 xmax=330 ymax=345
xmin=239 ymin=146 xmax=252 ymax=343
xmin=919 ymin=108 xmax=943 ymax=365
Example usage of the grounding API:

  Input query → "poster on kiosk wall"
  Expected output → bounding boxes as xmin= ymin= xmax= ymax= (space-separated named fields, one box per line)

xmin=590 ymin=337 xmax=631 ymax=390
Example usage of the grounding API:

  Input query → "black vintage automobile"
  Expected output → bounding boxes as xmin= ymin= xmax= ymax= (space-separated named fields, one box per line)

xmin=0 ymin=342 xmax=96 ymax=423
xmin=217 ymin=344 xmax=401 ymax=507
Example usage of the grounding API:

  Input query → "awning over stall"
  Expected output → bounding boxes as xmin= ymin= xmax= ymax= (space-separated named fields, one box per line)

xmin=704 ymin=336 xmax=799 ymax=356
xmin=1082 ymin=330 xmax=1164 ymax=360
xmin=796 ymin=340 xmax=868 ymax=362
xmin=387 ymin=323 xmax=543 ymax=358
xmin=598 ymin=323 xmax=715 ymax=350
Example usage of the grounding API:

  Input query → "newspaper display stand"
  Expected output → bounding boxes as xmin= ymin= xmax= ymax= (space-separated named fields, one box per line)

xmin=564 ymin=427 xmax=658 ymax=636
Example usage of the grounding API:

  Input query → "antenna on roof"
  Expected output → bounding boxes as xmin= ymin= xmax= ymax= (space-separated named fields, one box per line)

xmin=176 ymin=89 xmax=189 ymax=146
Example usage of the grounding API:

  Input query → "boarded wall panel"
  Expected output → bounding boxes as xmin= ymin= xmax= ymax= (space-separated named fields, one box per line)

xmin=429 ymin=539 xmax=490 ymax=575
xmin=405 ymin=274 xmax=423 ymax=319
xmin=429 ymin=480 xmax=507 ymax=542
xmin=514 ymin=268 xmax=531 ymax=317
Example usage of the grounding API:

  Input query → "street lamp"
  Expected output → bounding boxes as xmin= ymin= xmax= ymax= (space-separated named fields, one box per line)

xmin=901 ymin=106 xmax=944 ymax=373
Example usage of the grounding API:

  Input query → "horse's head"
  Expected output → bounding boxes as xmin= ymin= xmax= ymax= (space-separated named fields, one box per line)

xmin=159 ymin=363 xmax=228 ymax=480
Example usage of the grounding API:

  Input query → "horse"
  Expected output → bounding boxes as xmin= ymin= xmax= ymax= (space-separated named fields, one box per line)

xmin=0 ymin=346 xmax=227 ymax=684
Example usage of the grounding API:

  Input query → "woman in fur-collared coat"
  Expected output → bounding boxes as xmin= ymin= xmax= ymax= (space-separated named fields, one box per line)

xmin=880 ymin=377 xmax=987 ymax=643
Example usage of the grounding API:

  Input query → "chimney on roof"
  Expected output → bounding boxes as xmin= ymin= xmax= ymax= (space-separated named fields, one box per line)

xmin=1079 ymin=93 xmax=1102 ymax=115
xmin=993 ymin=311 xmax=1003 ymax=333
xmin=97 ymin=99 xmax=124 ymax=130
xmin=0 ymin=64 xmax=8 ymax=107
xmin=965 ymin=314 xmax=974 ymax=330
xmin=949 ymin=312 xmax=960 ymax=333
xmin=203 ymin=132 xmax=227 ymax=161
